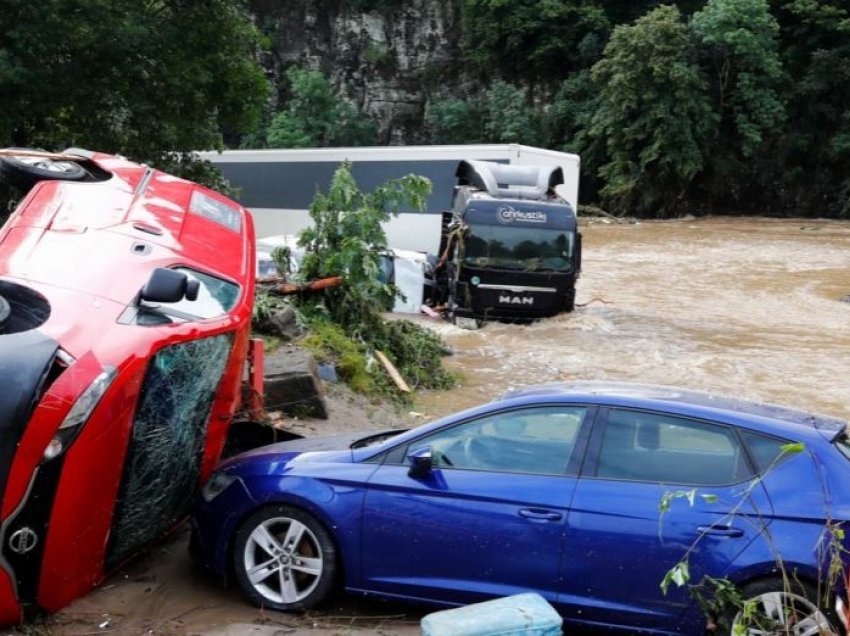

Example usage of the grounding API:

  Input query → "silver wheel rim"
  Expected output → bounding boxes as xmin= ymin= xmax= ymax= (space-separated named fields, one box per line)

xmin=13 ymin=156 xmax=80 ymax=174
xmin=243 ymin=516 xmax=323 ymax=605
xmin=732 ymin=590 xmax=837 ymax=635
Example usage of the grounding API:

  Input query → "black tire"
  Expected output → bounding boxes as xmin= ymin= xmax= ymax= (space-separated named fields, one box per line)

xmin=231 ymin=505 xmax=337 ymax=612
xmin=724 ymin=577 xmax=840 ymax=635
xmin=0 ymin=294 xmax=9 ymax=333
xmin=564 ymin=287 xmax=576 ymax=313
xmin=0 ymin=150 xmax=88 ymax=191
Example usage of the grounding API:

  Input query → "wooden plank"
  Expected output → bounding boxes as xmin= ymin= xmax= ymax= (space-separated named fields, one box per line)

xmin=374 ymin=350 xmax=411 ymax=393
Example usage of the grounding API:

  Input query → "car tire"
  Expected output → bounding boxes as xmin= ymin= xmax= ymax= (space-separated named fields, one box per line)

xmin=0 ymin=294 xmax=9 ymax=333
xmin=0 ymin=150 xmax=88 ymax=191
xmin=726 ymin=577 xmax=840 ymax=635
xmin=232 ymin=505 xmax=336 ymax=612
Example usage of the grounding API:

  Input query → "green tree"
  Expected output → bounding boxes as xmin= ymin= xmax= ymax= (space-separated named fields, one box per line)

xmin=426 ymin=97 xmax=486 ymax=144
xmin=766 ymin=0 xmax=850 ymax=215
xmin=692 ymin=0 xmax=786 ymax=158
xmin=298 ymin=162 xmax=431 ymax=332
xmin=287 ymin=163 xmax=456 ymax=398
xmin=585 ymin=5 xmax=716 ymax=214
xmin=0 ymin=0 xmax=268 ymax=166
xmin=462 ymin=0 xmax=610 ymax=84
xmin=484 ymin=81 xmax=539 ymax=144
xmin=546 ymin=70 xmax=604 ymax=200
xmin=266 ymin=67 xmax=376 ymax=148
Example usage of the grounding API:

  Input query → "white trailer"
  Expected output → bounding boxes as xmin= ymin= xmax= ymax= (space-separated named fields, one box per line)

xmin=199 ymin=144 xmax=580 ymax=254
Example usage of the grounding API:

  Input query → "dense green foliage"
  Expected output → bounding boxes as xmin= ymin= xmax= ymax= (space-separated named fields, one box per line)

xmin=585 ymin=6 xmax=715 ymax=214
xmin=3 ymin=0 xmax=849 ymax=216
xmin=438 ymin=0 xmax=850 ymax=216
xmin=293 ymin=163 xmax=456 ymax=399
xmin=266 ymin=68 xmax=376 ymax=148
xmin=0 ymin=0 xmax=268 ymax=184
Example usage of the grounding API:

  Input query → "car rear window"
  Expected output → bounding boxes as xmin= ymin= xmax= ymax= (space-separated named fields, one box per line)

xmin=834 ymin=432 xmax=850 ymax=462
xmin=189 ymin=190 xmax=242 ymax=232
xmin=740 ymin=430 xmax=792 ymax=473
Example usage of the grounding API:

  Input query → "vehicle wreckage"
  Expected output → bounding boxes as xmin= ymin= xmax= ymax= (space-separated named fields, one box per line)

xmin=0 ymin=148 xmax=260 ymax=623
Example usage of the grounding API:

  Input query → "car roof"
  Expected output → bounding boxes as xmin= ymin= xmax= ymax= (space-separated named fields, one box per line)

xmin=502 ymin=381 xmax=847 ymax=437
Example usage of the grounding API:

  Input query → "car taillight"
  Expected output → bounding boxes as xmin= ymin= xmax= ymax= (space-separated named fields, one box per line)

xmin=43 ymin=365 xmax=117 ymax=461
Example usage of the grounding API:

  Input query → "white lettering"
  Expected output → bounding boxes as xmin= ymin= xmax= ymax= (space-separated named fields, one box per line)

xmin=498 ymin=295 xmax=534 ymax=305
xmin=497 ymin=205 xmax=548 ymax=224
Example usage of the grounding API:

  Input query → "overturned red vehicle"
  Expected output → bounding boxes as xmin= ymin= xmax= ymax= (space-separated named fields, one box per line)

xmin=0 ymin=150 xmax=256 ymax=622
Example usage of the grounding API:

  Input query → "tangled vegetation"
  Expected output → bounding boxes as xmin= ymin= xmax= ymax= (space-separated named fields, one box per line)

xmin=255 ymin=162 xmax=457 ymax=402
xmin=659 ymin=441 xmax=847 ymax=632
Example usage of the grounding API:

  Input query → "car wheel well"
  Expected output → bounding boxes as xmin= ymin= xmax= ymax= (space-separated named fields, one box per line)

xmin=224 ymin=502 xmax=345 ymax=590
xmin=724 ymin=572 xmax=840 ymax=631
xmin=736 ymin=571 xmax=828 ymax=597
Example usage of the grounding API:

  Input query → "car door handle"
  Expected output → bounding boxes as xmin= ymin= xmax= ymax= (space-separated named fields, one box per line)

xmin=698 ymin=524 xmax=744 ymax=538
xmin=518 ymin=508 xmax=563 ymax=522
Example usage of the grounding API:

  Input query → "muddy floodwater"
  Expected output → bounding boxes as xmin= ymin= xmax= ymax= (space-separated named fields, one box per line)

xmin=44 ymin=217 xmax=850 ymax=636
xmin=417 ymin=217 xmax=850 ymax=422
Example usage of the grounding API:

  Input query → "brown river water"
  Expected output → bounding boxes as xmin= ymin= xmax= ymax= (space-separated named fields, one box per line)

xmin=417 ymin=217 xmax=850 ymax=422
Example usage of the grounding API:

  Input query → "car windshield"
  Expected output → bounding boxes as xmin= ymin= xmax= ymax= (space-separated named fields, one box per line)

xmin=463 ymin=225 xmax=574 ymax=271
xmin=351 ymin=430 xmax=406 ymax=449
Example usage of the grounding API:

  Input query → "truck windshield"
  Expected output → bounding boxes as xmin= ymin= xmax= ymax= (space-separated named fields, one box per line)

xmin=463 ymin=225 xmax=574 ymax=271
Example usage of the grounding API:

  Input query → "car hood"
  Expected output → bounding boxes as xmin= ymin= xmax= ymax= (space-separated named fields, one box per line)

xmin=221 ymin=429 xmax=403 ymax=469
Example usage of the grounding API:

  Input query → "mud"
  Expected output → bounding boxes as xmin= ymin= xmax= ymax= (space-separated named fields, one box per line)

xmin=22 ymin=217 xmax=850 ymax=635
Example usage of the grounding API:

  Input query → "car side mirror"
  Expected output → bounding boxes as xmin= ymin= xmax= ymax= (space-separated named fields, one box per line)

xmin=138 ymin=268 xmax=200 ymax=304
xmin=407 ymin=446 xmax=433 ymax=478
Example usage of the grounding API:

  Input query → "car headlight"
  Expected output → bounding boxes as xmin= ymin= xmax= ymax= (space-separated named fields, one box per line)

xmin=43 ymin=365 xmax=117 ymax=461
xmin=201 ymin=472 xmax=238 ymax=502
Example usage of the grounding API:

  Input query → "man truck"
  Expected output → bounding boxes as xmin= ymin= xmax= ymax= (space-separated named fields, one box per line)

xmin=430 ymin=160 xmax=581 ymax=324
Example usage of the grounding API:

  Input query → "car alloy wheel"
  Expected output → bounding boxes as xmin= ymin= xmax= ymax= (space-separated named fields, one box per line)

xmin=233 ymin=505 xmax=336 ymax=611
xmin=731 ymin=590 xmax=838 ymax=635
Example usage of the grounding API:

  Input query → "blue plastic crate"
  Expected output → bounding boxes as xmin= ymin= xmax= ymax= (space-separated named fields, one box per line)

xmin=420 ymin=593 xmax=563 ymax=636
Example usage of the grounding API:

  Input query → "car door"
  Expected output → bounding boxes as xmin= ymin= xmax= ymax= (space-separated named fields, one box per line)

xmin=359 ymin=405 xmax=593 ymax=606
xmin=562 ymin=407 xmax=771 ymax=632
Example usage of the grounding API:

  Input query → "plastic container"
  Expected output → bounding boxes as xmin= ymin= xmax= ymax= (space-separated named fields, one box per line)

xmin=420 ymin=593 xmax=563 ymax=636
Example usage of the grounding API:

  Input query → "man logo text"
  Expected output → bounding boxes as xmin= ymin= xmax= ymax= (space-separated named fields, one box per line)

xmin=499 ymin=295 xmax=534 ymax=305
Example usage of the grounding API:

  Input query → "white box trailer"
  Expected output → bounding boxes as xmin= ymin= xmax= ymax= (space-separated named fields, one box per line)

xmin=199 ymin=144 xmax=580 ymax=254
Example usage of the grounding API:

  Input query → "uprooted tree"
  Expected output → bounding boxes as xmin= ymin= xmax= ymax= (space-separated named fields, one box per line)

xmin=258 ymin=162 xmax=457 ymax=398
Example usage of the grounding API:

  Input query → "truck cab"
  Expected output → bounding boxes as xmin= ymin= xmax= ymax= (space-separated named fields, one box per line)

xmin=436 ymin=160 xmax=581 ymax=323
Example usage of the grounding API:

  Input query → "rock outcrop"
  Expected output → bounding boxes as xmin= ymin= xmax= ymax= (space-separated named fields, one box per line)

xmin=250 ymin=0 xmax=465 ymax=143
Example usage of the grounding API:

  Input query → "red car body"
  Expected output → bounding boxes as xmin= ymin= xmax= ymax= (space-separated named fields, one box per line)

xmin=0 ymin=151 xmax=255 ymax=622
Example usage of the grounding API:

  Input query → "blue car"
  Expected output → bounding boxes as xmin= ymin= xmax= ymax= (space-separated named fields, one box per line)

xmin=190 ymin=382 xmax=850 ymax=634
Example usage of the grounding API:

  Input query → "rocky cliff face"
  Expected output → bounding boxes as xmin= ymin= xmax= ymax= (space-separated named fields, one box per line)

xmin=250 ymin=0 xmax=465 ymax=144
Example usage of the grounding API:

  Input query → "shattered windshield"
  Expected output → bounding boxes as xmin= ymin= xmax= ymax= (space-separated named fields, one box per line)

xmin=107 ymin=333 xmax=233 ymax=567
xmin=463 ymin=225 xmax=574 ymax=271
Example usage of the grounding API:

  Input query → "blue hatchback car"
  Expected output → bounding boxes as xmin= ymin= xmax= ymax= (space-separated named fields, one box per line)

xmin=190 ymin=382 xmax=850 ymax=634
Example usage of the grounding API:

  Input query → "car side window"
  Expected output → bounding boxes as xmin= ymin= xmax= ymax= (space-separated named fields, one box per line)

xmin=131 ymin=268 xmax=240 ymax=326
xmin=411 ymin=406 xmax=586 ymax=476
xmin=741 ymin=430 xmax=792 ymax=473
xmin=595 ymin=409 xmax=749 ymax=485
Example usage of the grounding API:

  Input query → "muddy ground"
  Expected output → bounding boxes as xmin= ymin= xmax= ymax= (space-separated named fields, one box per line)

xmin=13 ymin=217 xmax=850 ymax=635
